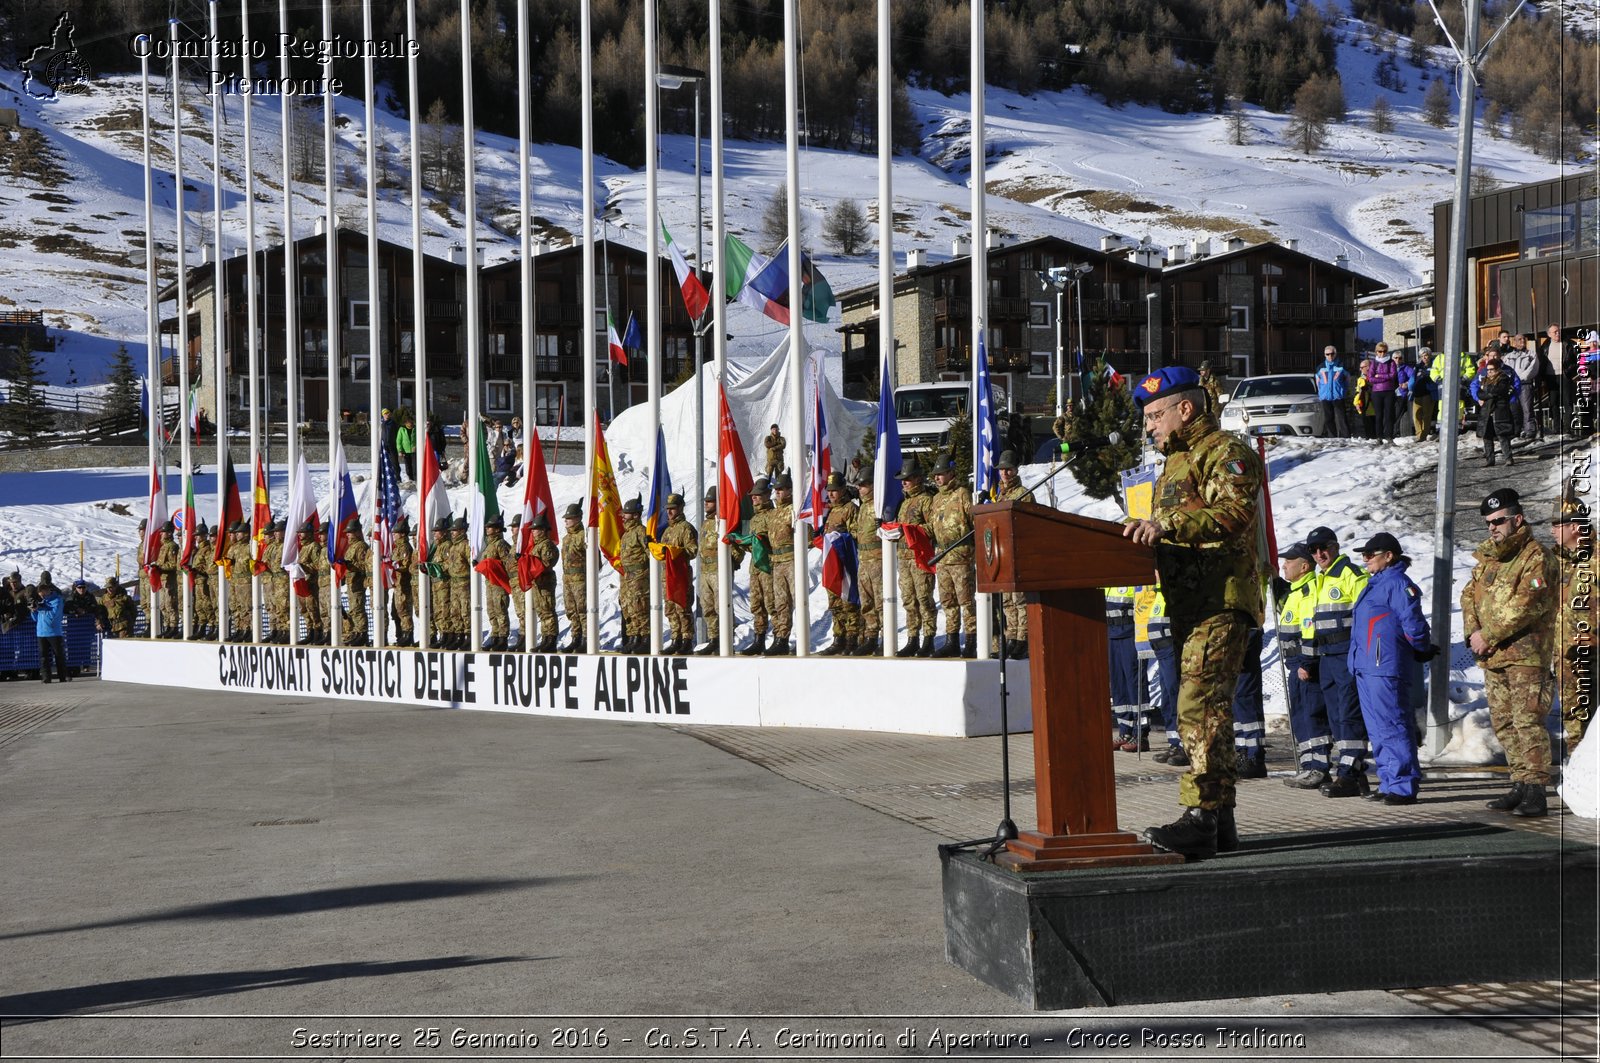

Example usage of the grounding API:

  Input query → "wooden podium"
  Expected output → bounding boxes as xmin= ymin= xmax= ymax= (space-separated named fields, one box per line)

xmin=973 ymin=500 xmax=1183 ymax=871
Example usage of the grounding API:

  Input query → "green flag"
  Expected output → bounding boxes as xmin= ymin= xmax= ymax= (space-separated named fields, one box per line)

xmin=467 ymin=422 xmax=499 ymax=558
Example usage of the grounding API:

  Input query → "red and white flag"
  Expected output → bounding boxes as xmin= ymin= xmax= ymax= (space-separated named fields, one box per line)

xmin=280 ymin=454 xmax=317 ymax=596
xmin=417 ymin=428 xmax=452 ymax=564
xmin=716 ymin=384 xmax=753 ymax=532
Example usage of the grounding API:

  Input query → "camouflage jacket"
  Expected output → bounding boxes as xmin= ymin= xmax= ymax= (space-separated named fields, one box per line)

xmin=225 ymin=540 xmax=254 ymax=584
xmin=848 ymin=497 xmax=882 ymax=559
xmin=100 ymin=589 xmax=136 ymax=635
xmin=265 ymin=538 xmax=288 ymax=580
xmin=441 ymin=537 xmax=472 ymax=580
xmin=391 ymin=534 xmax=414 ymax=579
xmin=297 ymin=541 xmax=326 ymax=589
xmin=154 ymin=538 xmax=181 ymax=579
xmin=699 ymin=516 xmax=744 ymax=570
xmin=562 ymin=526 xmax=586 ymax=580
xmin=618 ymin=520 xmax=651 ymax=575
xmin=659 ymin=515 xmax=698 ymax=561
xmin=895 ymin=484 xmax=936 ymax=531
xmin=1150 ymin=412 xmax=1264 ymax=625
xmin=997 ymin=480 xmax=1029 ymax=503
xmin=823 ymin=498 xmax=859 ymax=544
xmin=762 ymin=503 xmax=797 ymax=563
xmin=928 ymin=482 xmax=973 ymax=564
xmin=523 ymin=532 xmax=558 ymax=590
xmin=343 ymin=537 xmax=372 ymax=594
xmin=479 ymin=534 xmax=514 ymax=588
xmin=764 ymin=433 xmax=786 ymax=465
xmin=1462 ymin=525 xmax=1556 ymax=669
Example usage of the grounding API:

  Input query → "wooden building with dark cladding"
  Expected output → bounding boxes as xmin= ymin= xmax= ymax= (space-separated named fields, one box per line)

xmin=1432 ymin=172 xmax=1600 ymax=349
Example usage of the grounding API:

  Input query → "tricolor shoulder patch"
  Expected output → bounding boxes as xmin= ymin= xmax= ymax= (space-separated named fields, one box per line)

xmin=1406 ymin=585 xmax=1419 ymax=598
xmin=1224 ymin=459 xmax=1247 ymax=477
xmin=1532 ymin=577 xmax=1547 ymax=589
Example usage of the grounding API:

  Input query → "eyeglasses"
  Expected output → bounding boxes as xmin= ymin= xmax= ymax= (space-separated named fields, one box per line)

xmin=1142 ymin=400 xmax=1182 ymax=425
xmin=1487 ymin=516 xmax=1512 ymax=527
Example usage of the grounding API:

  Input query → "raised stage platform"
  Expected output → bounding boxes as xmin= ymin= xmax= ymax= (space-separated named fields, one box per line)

xmin=100 ymin=639 xmax=1036 ymax=737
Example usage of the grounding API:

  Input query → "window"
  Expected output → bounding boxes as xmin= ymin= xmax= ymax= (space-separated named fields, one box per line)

xmin=1029 ymin=302 xmax=1050 ymax=327
xmin=1477 ymin=252 xmax=1518 ymax=327
xmin=399 ymin=330 xmax=413 ymax=355
xmin=397 ymin=379 xmax=434 ymax=412
xmin=302 ymin=275 xmax=325 ymax=297
xmin=349 ymin=300 xmax=369 ymax=329
xmin=1229 ymin=305 xmax=1251 ymax=331
xmin=535 ymin=382 xmax=564 ymax=425
xmin=536 ymin=334 xmax=560 ymax=374
xmin=302 ymin=327 xmax=327 ymax=353
xmin=487 ymin=332 xmax=508 ymax=355
xmin=485 ymin=380 xmax=513 ymax=414
xmin=1030 ymin=351 xmax=1052 ymax=377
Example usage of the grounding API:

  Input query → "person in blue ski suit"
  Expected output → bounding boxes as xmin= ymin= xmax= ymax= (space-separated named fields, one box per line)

xmin=1349 ymin=532 xmax=1435 ymax=803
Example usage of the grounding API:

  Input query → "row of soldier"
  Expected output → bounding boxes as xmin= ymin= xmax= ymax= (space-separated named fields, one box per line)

xmin=124 ymin=449 xmax=1039 ymax=655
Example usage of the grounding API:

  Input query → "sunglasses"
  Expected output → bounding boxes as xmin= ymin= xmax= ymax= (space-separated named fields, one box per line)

xmin=1487 ymin=516 xmax=1512 ymax=527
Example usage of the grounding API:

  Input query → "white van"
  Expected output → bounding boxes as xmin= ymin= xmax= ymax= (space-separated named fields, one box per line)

xmin=894 ymin=381 xmax=1010 ymax=455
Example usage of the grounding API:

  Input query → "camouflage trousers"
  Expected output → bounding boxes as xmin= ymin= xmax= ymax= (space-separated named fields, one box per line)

xmin=192 ymin=581 xmax=215 ymax=633
xmin=698 ymin=570 xmax=720 ymax=641
xmin=485 ymin=583 xmax=510 ymax=639
xmin=296 ymin=582 xmax=324 ymax=637
xmin=530 ymin=584 xmax=556 ymax=641
xmin=564 ymin=579 xmax=585 ymax=641
xmin=1486 ymin=663 xmax=1554 ymax=785
xmin=621 ymin=570 xmax=650 ymax=639
xmin=1002 ymin=591 xmax=1028 ymax=641
xmin=899 ymin=562 xmax=937 ymax=639
xmin=665 ymin=591 xmax=694 ymax=644
xmin=769 ymin=560 xmax=794 ymax=640
xmin=428 ymin=579 xmax=452 ymax=640
xmin=158 ymin=575 xmax=179 ymax=633
xmin=748 ymin=568 xmax=772 ymax=637
xmin=936 ymin=561 xmax=976 ymax=636
xmin=1560 ymin=647 xmax=1595 ymax=758
xmin=267 ymin=577 xmax=290 ymax=638
xmin=510 ymin=584 xmax=528 ymax=644
xmin=447 ymin=580 xmax=471 ymax=638
xmin=391 ymin=575 xmax=414 ymax=639
xmin=343 ymin=586 xmax=368 ymax=642
xmin=827 ymin=592 xmax=860 ymax=641
xmin=138 ymin=581 xmax=153 ymax=637
xmin=1171 ymin=610 xmax=1252 ymax=810
xmin=228 ymin=578 xmax=253 ymax=637
xmin=856 ymin=552 xmax=882 ymax=642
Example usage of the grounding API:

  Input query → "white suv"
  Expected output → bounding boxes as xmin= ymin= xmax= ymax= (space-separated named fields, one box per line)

xmin=1218 ymin=374 xmax=1322 ymax=437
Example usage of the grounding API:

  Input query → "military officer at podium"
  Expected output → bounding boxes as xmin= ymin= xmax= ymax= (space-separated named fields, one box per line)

xmin=1124 ymin=365 xmax=1265 ymax=859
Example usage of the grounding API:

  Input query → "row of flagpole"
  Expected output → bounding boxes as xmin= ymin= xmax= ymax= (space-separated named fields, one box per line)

xmin=135 ymin=0 xmax=1009 ymax=658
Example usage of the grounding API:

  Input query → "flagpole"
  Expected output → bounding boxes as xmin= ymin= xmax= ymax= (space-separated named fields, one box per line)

xmin=323 ymin=0 xmax=343 ymax=648
xmin=877 ymin=0 xmax=898 ymax=660
xmin=645 ymin=0 xmax=664 ymax=655
xmin=581 ymin=0 xmax=600 ymax=652
xmin=969 ymin=0 xmax=992 ymax=661
xmin=140 ymin=37 xmax=163 ymax=639
xmin=171 ymin=18 xmax=195 ymax=642
xmin=280 ymin=0 xmax=303 ymax=647
xmin=363 ymin=0 xmax=385 ymax=650
xmin=241 ymin=0 xmax=263 ymax=643
xmin=406 ymin=0 xmax=431 ymax=647
xmin=462 ymin=0 xmax=484 ymax=652
xmin=209 ymin=0 xmax=229 ymax=643
xmin=709 ymin=0 xmax=731 ymax=657
xmin=782 ymin=0 xmax=809 ymax=657
xmin=517 ymin=0 xmax=537 ymax=650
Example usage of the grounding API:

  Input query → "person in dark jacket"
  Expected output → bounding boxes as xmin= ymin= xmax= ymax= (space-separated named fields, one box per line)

xmin=1470 ymin=356 xmax=1519 ymax=467
xmin=1367 ymin=344 xmax=1401 ymax=445
xmin=29 ymin=571 xmax=69 ymax=684
xmin=426 ymin=417 xmax=447 ymax=469
xmin=1349 ymin=533 xmax=1434 ymax=803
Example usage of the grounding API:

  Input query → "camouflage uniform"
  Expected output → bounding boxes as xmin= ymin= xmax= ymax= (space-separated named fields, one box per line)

xmin=745 ymin=493 xmax=775 ymax=646
xmin=135 ymin=524 xmax=153 ymax=637
xmin=154 ymin=533 xmax=181 ymax=635
xmin=658 ymin=510 xmax=699 ymax=648
xmin=996 ymin=478 xmax=1030 ymax=644
xmin=928 ymin=477 xmax=976 ymax=650
xmin=478 ymin=524 xmax=515 ymax=647
xmin=295 ymin=533 xmax=325 ymax=641
xmin=561 ymin=521 xmax=587 ymax=648
xmin=895 ymin=480 xmax=939 ymax=649
xmin=100 ymin=584 xmax=136 ymax=638
xmin=187 ymin=533 xmax=216 ymax=637
xmin=390 ymin=529 xmax=415 ymax=645
xmin=1461 ymin=524 xmax=1558 ymax=785
xmin=443 ymin=526 xmax=473 ymax=646
xmin=848 ymin=489 xmax=883 ymax=651
xmin=821 ymin=487 xmax=862 ymax=649
xmin=508 ymin=519 xmax=529 ymax=646
xmin=766 ymin=498 xmax=797 ymax=644
xmin=225 ymin=531 xmax=254 ymax=639
xmin=617 ymin=514 xmax=652 ymax=648
xmin=1150 ymin=411 xmax=1265 ymax=811
xmin=698 ymin=504 xmax=744 ymax=646
xmin=1554 ymin=537 xmax=1596 ymax=756
xmin=342 ymin=530 xmax=373 ymax=644
xmin=264 ymin=531 xmax=291 ymax=641
xmin=525 ymin=526 xmax=559 ymax=650
xmin=764 ymin=430 xmax=786 ymax=478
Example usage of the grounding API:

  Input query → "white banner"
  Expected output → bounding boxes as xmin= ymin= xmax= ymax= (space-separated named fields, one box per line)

xmin=102 ymin=641 xmax=1035 ymax=737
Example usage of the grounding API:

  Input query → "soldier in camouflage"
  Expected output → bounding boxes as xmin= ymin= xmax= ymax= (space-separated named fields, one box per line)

xmin=764 ymin=426 xmax=786 ymax=478
xmin=187 ymin=524 xmax=216 ymax=640
xmin=658 ymin=494 xmax=699 ymax=654
xmin=135 ymin=519 xmax=153 ymax=638
xmin=617 ymin=498 xmax=651 ymax=654
xmin=341 ymin=522 xmax=373 ymax=646
xmin=478 ymin=514 xmax=514 ymax=651
xmin=893 ymin=460 xmax=938 ymax=658
xmin=927 ymin=453 xmax=975 ymax=658
xmin=994 ymin=451 xmax=1030 ymax=657
xmin=764 ymin=473 xmax=799 ymax=656
xmin=153 ymin=521 xmax=181 ymax=638
xmin=560 ymin=503 xmax=587 ymax=652
xmin=99 ymin=577 xmax=136 ymax=638
xmin=695 ymin=489 xmax=744 ymax=655
xmin=818 ymin=472 xmax=861 ymax=655
xmin=523 ymin=513 xmax=560 ymax=652
xmin=848 ymin=466 xmax=884 ymax=655
xmin=1551 ymin=489 xmax=1595 ymax=758
xmin=740 ymin=478 xmax=774 ymax=656
xmin=427 ymin=516 xmax=452 ymax=648
xmin=1125 ymin=366 xmax=1264 ymax=859
xmin=390 ymin=517 xmax=415 ymax=647
xmin=508 ymin=515 xmax=530 ymax=648
xmin=443 ymin=517 xmax=473 ymax=650
xmin=1464 ymin=487 xmax=1559 ymax=817
xmin=224 ymin=521 xmax=254 ymax=641
xmin=294 ymin=525 xmax=326 ymax=645
xmin=264 ymin=522 xmax=290 ymax=643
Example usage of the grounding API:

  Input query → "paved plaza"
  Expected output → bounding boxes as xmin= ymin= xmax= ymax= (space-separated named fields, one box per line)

xmin=0 ymin=677 xmax=1595 ymax=1059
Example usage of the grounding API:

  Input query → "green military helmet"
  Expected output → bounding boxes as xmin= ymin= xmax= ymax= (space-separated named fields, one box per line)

xmin=825 ymin=471 xmax=848 ymax=492
xmin=530 ymin=512 xmax=549 ymax=530
xmin=562 ymin=502 xmax=583 ymax=521
xmin=451 ymin=516 xmax=468 ymax=531
xmin=771 ymin=471 xmax=793 ymax=491
xmin=621 ymin=497 xmax=643 ymax=516
xmin=997 ymin=450 xmax=1020 ymax=471
xmin=486 ymin=514 xmax=505 ymax=530
xmin=433 ymin=516 xmax=451 ymax=532
xmin=665 ymin=493 xmax=685 ymax=508
xmin=896 ymin=457 xmax=924 ymax=481
xmin=704 ymin=486 xmax=716 ymax=504
xmin=751 ymin=477 xmax=771 ymax=496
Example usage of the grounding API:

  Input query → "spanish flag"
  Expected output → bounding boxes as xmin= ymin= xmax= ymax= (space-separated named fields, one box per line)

xmin=587 ymin=412 xmax=624 ymax=571
xmin=251 ymin=452 xmax=272 ymax=573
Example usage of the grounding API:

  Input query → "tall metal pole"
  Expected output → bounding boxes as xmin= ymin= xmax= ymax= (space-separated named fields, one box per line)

xmin=363 ymin=0 xmax=385 ymax=649
xmin=518 ymin=0 xmax=538 ymax=649
xmin=783 ymin=0 xmax=809 ymax=657
xmin=171 ymin=18 xmax=194 ymax=642
xmin=323 ymin=0 xmax=342 ymax=648
xmin=969 ymin=0 xmax=991 ymax=660
xmin=209 ymin=0 xmax=228 ymax=642
xmin=877 ymin=0 xmax=898 ymax=659
xmin=645 ymin=0 xmax=664 ymax=655
xmin=139 ymin=40 xmax=163 ymax=639
xmin=1426 ymin=0 xmax=1482 ymax=757
xmin=1054 ymin=284 xmax=1065 ymax=418
xmin=692 ymin=78 xmax=706 ymax=593
xmin=710 ymin=0 xmax=732 ymax=657
xmin=241 ymin=0 xmax=262 ymax=643
xmin=280 ymin=0 xmax=302 ymax=646
xmin=461 ymin=0 xmax=484 ymax=651
xmin=406 ymin=0 xmax=430 ymax=645
xmin=581 ymin=0 xmax=600 ymax=652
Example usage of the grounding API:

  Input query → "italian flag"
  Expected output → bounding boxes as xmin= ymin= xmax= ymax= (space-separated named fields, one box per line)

xmin=178 ymin=471 xmax=198 ymax=567
xmin=606 ymin=310 xmax=628 ymax=366
xmin=467 ymin=421 xmax=499 ymax=558
xmin=661 ymin=221 xmax=709 ymax=320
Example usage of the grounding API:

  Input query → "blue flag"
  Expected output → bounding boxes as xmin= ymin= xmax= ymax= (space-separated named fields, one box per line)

xmin=643 ymin=427 xmax=672 ymax=541
xmin=621 ymin=310 xmax=642 ymax=351
xmin=974 ymin=335 xmax=999 ymax=500
xmin=874 ymin=356 xmax=903 ymax=520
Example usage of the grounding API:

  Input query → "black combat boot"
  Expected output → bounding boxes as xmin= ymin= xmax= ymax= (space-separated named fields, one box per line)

xmin=856 ymin=637 xmax=878 ymax=656
xmin=1216 ymin=805 xmax=1240 ymax=853
xmin=916 ymin=636 xmax=936 ymax=658
xmin=959 ymin=635 xmax=976 ymax=659
xmin=818 ymin=639 xmax=845 ymax=656
xmin=1145 ymin=807 xmax=1219 ymax=860
xmin=1511 ymin=783 xmax=1547 ymax=817
xmin=1163 ymin=745 xmax=1191 ymax=767
xmin=932 ymin=636 xmax=959 ymax=658
xmin=1321 ymin=773 xmax=1369 ymax=798
xmin=1485 ymin=783 xmax=1526 ymax=811
xmin=763 ymin=637 xmax=789 ymax=656
xmin=572 ymin=635 xmax=586 ymax=654
xmin=896 ymin=635 xmax=920 ymax=657
xmin=740 ymin=633 xmax=767 ymax=657
xmin=1238 ymin=752 xmax=1268 ymax=779
xmin=694 ymin=641 xmax=716 ymax=656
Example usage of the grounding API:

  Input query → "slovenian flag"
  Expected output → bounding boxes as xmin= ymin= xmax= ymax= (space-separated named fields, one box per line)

xmin=722 ymin=233 xmax=836 ymax=326
xmin=606 ymin=310 xmax=629 ymax=366
xmin=819 ymin=530 xmax=860 ymax=606
xmin=662 ymin=222 xmax=710 ymax=320
xmin=326 ymin=438 xmax=359 ymax=582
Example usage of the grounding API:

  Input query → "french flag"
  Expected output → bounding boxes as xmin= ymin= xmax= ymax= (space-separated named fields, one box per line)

xmin=819 ymin=530 xmax=859 ymax=606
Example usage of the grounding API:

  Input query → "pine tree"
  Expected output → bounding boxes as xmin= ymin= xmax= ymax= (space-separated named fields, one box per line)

xmin=1370 ymin=96 xmax=1396 ymax=133
xmin=1066 ymin=373 xmax=1142 ymax=502
xmin=104 ymin=342 xmax=140 ymax=431
xmin=1423 ymin=78 xmax=1452 ymax=127
xmin=822 ymin=198 xmax=869 ymax=256
xmin=945 ymin=409 xmax=973 ymax=486
xmin=759 ymin=187 xmax=811 ymax=254
xmin=1225 ymin=95 xmax=1249 ymax=145
xmin=0 ymin=337 xmax=56 ymax=446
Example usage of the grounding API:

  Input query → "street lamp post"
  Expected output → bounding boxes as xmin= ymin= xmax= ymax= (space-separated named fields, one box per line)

xmin=1044 ymin=263 xmax=1092 ymax=413
xmin=1145 ymin=290 xmax=1158 ymax=377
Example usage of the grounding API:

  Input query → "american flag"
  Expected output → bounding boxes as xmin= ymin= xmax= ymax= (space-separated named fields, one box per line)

xmin=375 ymin=447 xmax=402 ymax=588
xmin=974 ymin=333 xmax=999 ymax=501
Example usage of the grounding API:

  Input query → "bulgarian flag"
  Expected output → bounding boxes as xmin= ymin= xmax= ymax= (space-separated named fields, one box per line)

xmin=606 ymin=310 xmax=629 ymax=366
xmin=467 ymin=421 xmax=499 ymax=558
xmin=662 ymin=221 xmax=709 ymax=320
xmin=588 ymin=412 xmax=624 ymax=570
xmin=177 ymin=470 xmax=198 ymax=567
